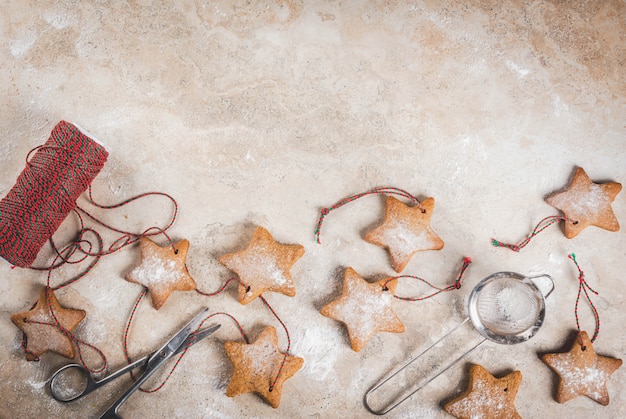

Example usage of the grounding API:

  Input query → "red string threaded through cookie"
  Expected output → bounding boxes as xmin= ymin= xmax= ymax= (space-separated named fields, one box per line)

xmin=383 ymin=257 xmax=472 ymax=301
xmin=314 ymin=186 xmax=424 ymax=244
xmin=568 ymin=253 xmax=600 ymax=348
xmin=228 ymin=275 xmax=295 ymax=392
xmin=20 ymin=286 xmax=108 ymax=374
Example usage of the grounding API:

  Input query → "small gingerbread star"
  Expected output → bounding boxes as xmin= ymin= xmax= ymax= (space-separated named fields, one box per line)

xmin=125 ymin=237 xmax=197 ymax=310
xmin=11 ymin=287 xmax=86 ymax=361
xmin=546 ymin=167 xmax=621 ymax=238
xmin=224 ymin=326 xmax=304 ymax=408
xmin=320 ymin=267 xmax=404 ymax=352
xmin=444 ymin=364 xmax=522 ymax=419
xmin=364 ymin=196 xmax=444 ymax=272
xmin=219 ymin=226 xmax=305 ymax=304
xmin=541 ymin=331 xmax=622 ymax=405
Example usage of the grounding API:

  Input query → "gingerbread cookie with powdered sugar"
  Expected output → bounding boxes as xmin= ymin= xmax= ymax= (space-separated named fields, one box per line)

xmin=364 ymin=196 xmax=444 ymax=272
xmin=125 ymin=237 xmax=197 ymax=310
xmin=542 ymin=331 xmax=622 ymax=405
xmin=546 ymin=167 xmax=621 ymax=238
xmin=444 ymin=364 xmax=522 ymax=419
xmin=320 ymin=267 xmax=404 ymax=351
xmin=219 ymin=226 xmax=304 ymax=305
xmin=224 ymin=326 xmax=304 ymax=408
xmin=11 ymin=287 xmax=86 ymax=361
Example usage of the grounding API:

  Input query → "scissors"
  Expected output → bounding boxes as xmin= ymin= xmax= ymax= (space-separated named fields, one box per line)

xmin=49 ymin=308 xmax=220 ymax=419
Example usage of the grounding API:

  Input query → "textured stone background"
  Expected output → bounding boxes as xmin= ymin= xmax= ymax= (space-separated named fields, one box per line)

xmin=0 ymin=1 xmax=624 ymax=418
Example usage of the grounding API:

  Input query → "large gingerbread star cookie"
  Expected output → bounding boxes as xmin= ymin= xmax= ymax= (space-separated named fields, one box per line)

xmin=219 ymin=226 xmax=305 ymax=304
xmin=320 ymin=267 xmax=404 ymax=352
xmin=546 ymin=167 xmax=621 ymax=238
xmin=541 ymin=331 xmax=622 ymax=405
xmin=11 ymin=287 xmax=86 ymax=361
xmin=224 ymin=326 xmax=304 ymax=408
xmin=444 ymin=364 xmax=522 ymax=419
xmin=364 ymin=196 xmax=444 ymax=272
xmin=126 ymin=237 xmax=197 ymax=310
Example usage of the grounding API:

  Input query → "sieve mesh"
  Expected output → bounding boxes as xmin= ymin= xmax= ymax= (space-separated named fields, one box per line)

xmin=475 ymin=277 xmax=541 ymax=335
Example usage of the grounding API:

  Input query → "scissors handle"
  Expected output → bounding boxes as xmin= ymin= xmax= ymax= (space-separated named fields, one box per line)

xmin=49 ymin=356 xmax=148 ymax=403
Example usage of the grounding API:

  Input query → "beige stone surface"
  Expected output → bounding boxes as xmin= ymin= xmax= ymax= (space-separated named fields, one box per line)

xmin=0 ymin=1 xmax=624 ymax=418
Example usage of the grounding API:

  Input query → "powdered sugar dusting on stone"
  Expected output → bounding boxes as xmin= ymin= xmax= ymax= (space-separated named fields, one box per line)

xmin=293 ymin=326 xmax=340 ymax=381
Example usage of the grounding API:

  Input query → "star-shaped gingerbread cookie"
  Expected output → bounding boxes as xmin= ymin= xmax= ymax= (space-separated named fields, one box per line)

xmin=444 ymin=364 xmax=522 ymax=419
xmin=126 ymin=237 xmax=197 ymax=310
xmin=364 ymin=196 xmax=444 ymax=272
xmin=546 ymin=167 xmax=621 ymax=238
xmin=224 ymin=326 xmax=304 ymax=408
xmin=219 ymin=226 xmax=305 ymax=305
xmin=541 ymin=331 xmax=622 ymax=405
xmin=320 ymin=267 xmax=404 ymax=352
xmin=11 ymin=287 xmax=86 ymax=361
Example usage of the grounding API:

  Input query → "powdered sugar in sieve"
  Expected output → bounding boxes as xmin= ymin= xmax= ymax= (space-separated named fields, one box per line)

xmin=468 ymin=272 xmax=553 ymax=345
xmin=475 ymin=277 xmax=541 ymax=335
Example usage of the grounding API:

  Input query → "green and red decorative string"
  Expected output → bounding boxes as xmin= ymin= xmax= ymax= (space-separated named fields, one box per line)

xmin=383 ymin=256 xmax=472 ymax=301
xmin=491 ymin=215 xmax=567 ymax=252
xmin=568 ymin=253 xmax=601 ymax=349
xmin=314 ymin=186 xmax=424 ymax=244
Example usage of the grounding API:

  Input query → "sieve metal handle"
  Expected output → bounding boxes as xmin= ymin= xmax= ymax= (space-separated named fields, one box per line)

xmin=525 ymin=274 xmax=555 ymax=299
xmin=363 ymin=318 xmax=486 ymax=415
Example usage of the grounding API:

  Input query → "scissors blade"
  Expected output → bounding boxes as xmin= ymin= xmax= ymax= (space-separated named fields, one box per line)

xmin=147 ymin=308 xmax=210 ymax=366
xmin=173 ymin=323 xmax=221 ymax=356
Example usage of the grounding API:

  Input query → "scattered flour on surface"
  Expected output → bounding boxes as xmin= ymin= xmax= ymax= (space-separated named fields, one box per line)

xmin=293 ymin=326 xmax=340 ymax=381
xmin=26 ymin=378 xmax=46 ymax=391
xmin=10 ymin=29 xmax=37 ymax=57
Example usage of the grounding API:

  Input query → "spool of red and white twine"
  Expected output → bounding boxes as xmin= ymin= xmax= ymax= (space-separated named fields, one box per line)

xmin=0 ymin=121 xmax=108 ymax=267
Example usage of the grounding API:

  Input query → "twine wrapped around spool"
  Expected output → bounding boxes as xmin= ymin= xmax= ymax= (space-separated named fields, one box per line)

xmin=0 ymin=121 xmax=108 ymax=267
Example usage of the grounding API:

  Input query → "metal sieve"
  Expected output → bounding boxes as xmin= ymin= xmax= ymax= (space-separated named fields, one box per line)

xmin=364 ymin=272 xmax=554 ymax=415
xmin=468 ymin=272 xmax=552 ymax=345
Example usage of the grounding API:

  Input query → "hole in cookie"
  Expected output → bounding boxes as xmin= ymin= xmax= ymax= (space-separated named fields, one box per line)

xmin=382 ymin=285 xmax=389 ymax=292
xmin=503 ymin=387 xmax=508 ymax=392
xmin=572 ymin=220 xmax=579 ymax=225
xmin=246 ymin=286 xmax=251 ymax=293
xmin=174 ymin=248 xmax=179 ymax=254
xmin=581 ymin=345 xmax=587 ymax=351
